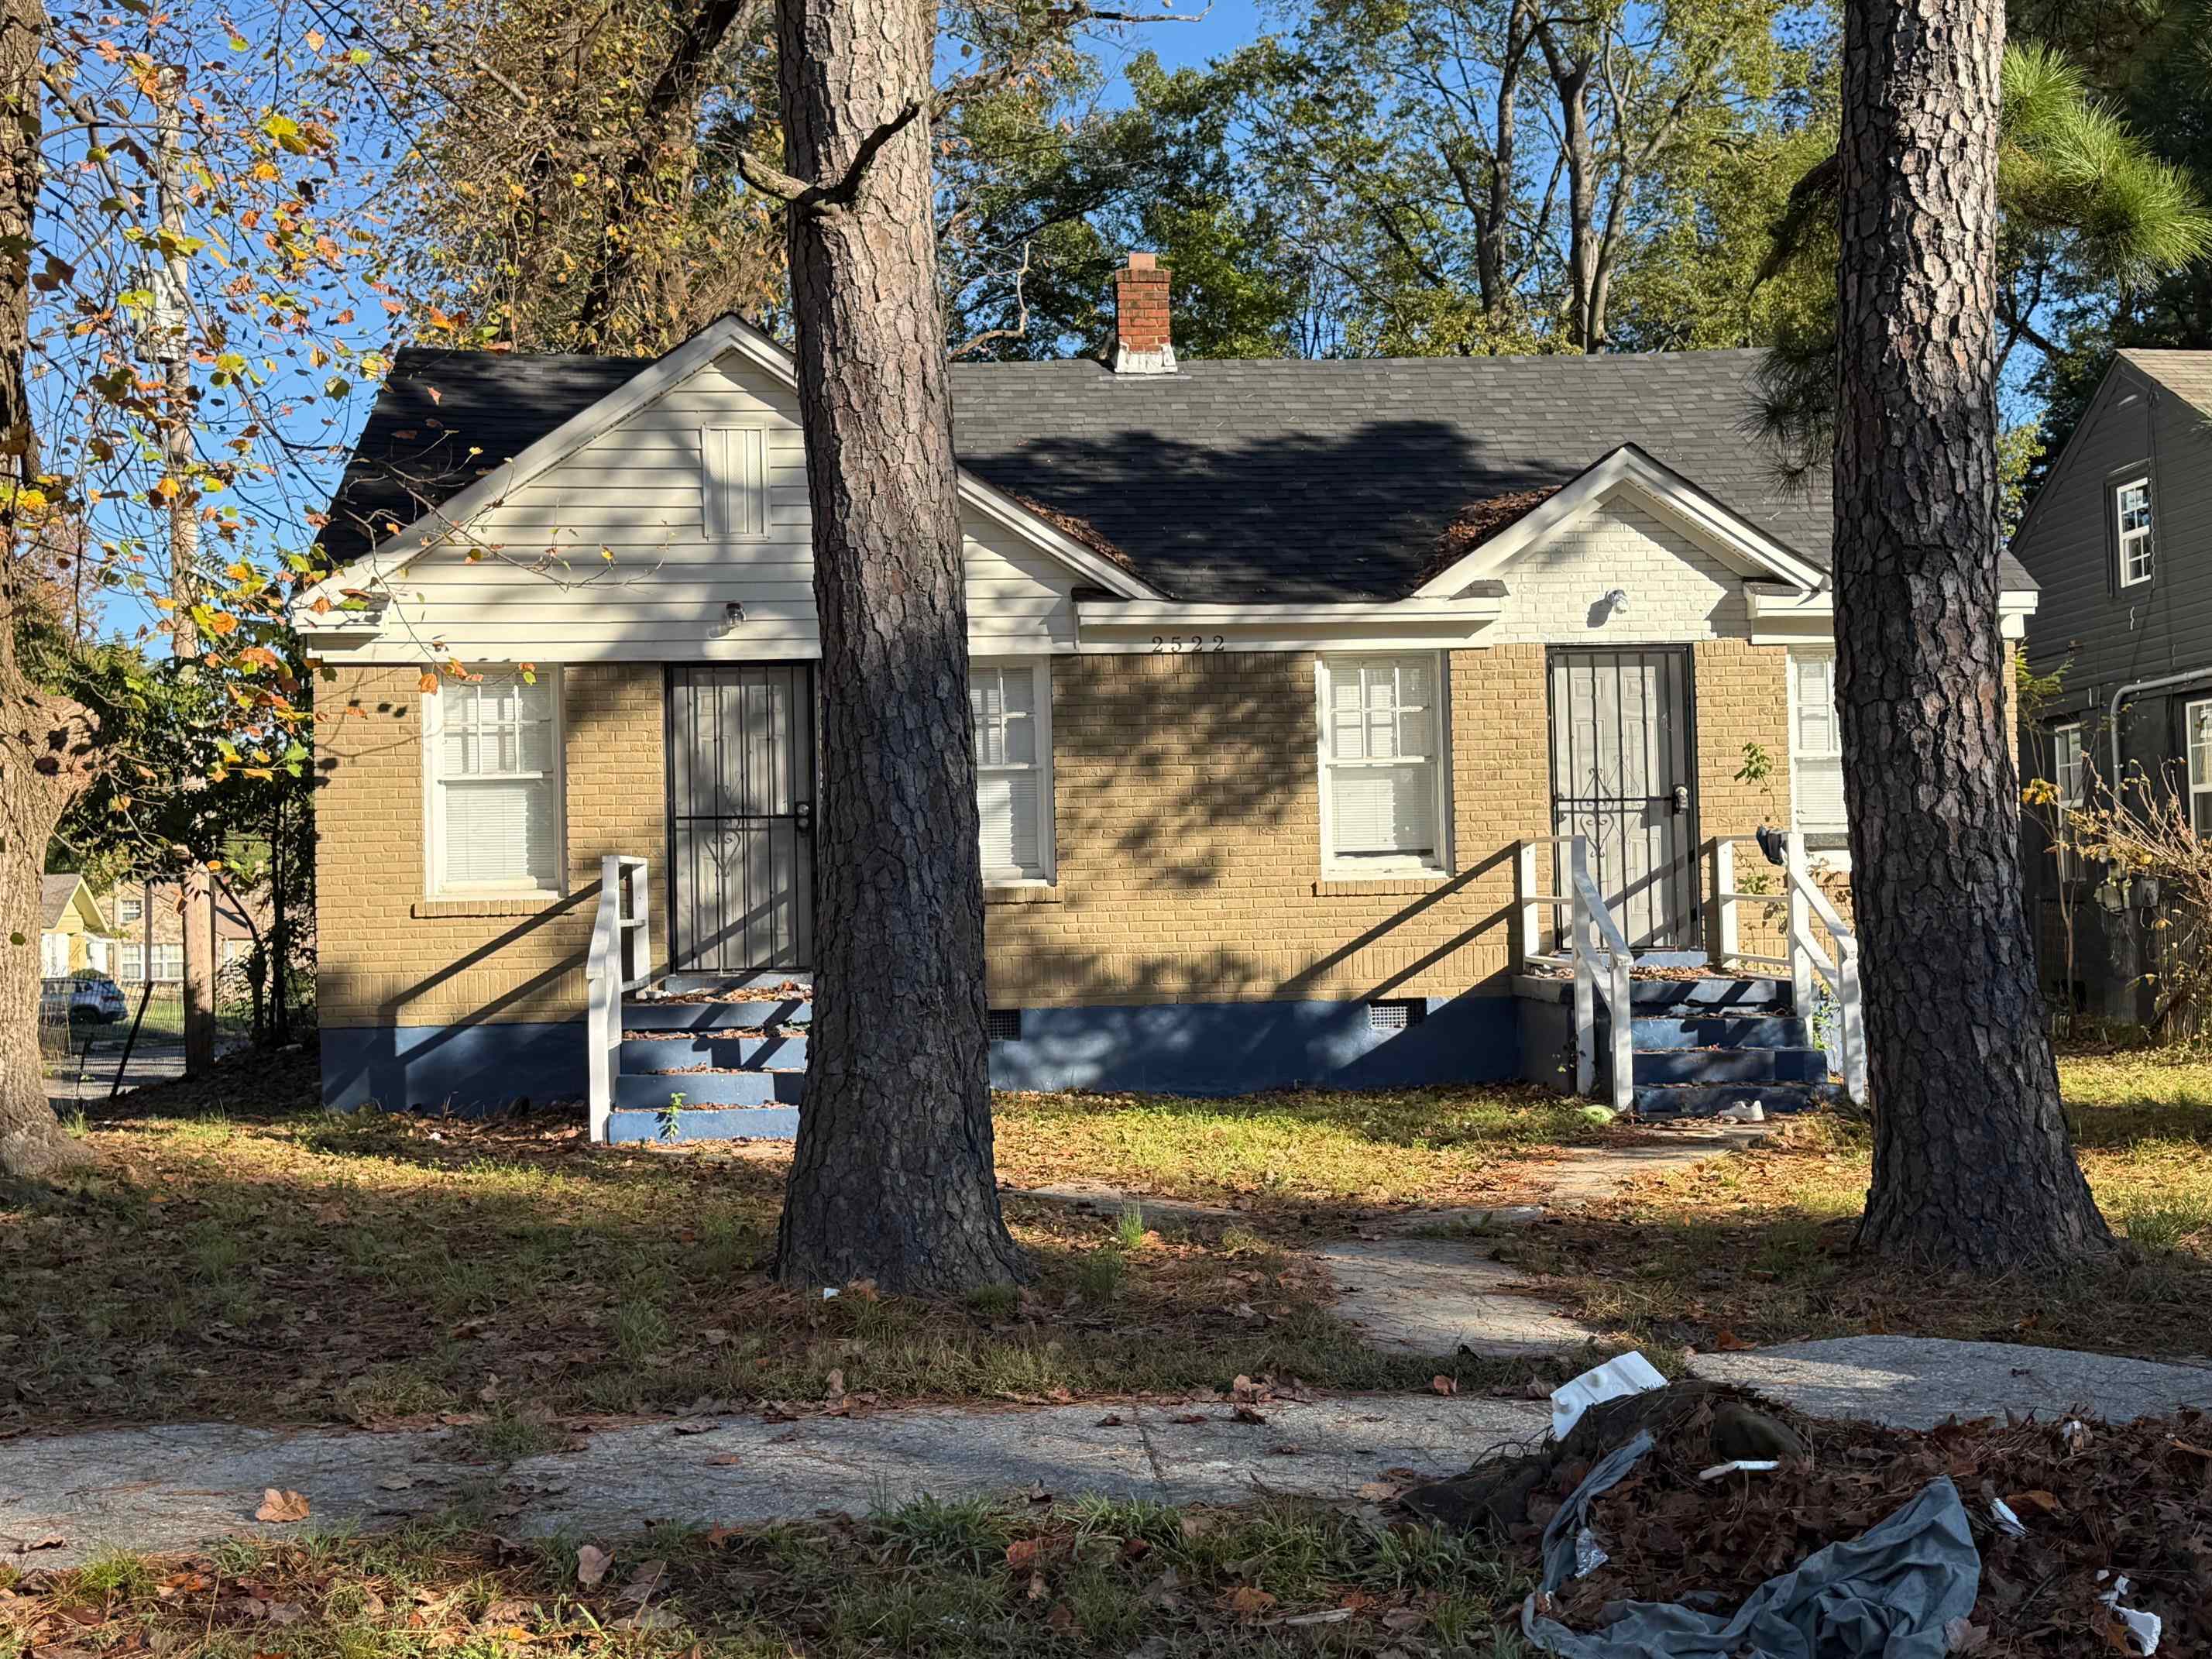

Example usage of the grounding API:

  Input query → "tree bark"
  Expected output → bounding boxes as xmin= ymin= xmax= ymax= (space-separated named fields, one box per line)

xmin=768 ymin=0 xmax=1027 ymax=1293
xmin=1833 ymin=0 xmax=2111 ymax=1266
xmin=0 ymin=0 xmax=99 ymax=1180
xmin=1534 ymin=21 xmax=1600 ymax=350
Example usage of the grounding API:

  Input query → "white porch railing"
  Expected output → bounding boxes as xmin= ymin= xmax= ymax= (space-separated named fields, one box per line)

xmin=1712 ymin=835 xmax=1868 ymax=1106
xmin=586 ymin=854 xmax=652 ymax=1143
xmin=1516 ymin=834 xmax=1633 ymax=1115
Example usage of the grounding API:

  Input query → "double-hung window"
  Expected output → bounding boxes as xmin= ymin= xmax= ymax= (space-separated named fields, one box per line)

xmin=2117 ymin=476 xmax=2154 ymax=587
xmin=970 ymin=661 xmax=1053 ymax=882
xmin=149 ymin=943 xmax=183 ymax=981
xmin=118 ymin=943 xmax=143 ymax=982
xmin=2053 ymin=721 xmax=2087 ymax=877
xmin=2186 ymin=702 xmax=2212 ymax=838
xmin=1318 ymin=654 xmax=1448 ymax=874
xmin=424 ymin=668 xmax=565 ymax=896
xmin=118 ymin=895 xmax=143 ymax=924
xmin=1788 ymin=649 xmax=1846 ymax=836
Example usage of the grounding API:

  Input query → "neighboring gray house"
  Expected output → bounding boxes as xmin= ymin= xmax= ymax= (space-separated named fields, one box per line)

xmin=2013 ymin=350 xmax=2212 ymax=1021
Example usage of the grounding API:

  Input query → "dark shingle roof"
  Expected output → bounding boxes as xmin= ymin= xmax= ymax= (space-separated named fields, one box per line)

xmin=2121 ymin=349 xmax=2212 ymax=421
xmin=322 ymin=344 xmax=2035 ymax=603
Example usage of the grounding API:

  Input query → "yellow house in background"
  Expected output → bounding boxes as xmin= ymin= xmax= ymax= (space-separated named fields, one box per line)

xmin=40 ymin=873 xmax=115 ymax=977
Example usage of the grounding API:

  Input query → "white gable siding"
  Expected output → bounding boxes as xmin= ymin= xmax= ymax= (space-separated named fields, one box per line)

xmin=315 ymin=350 xmax=1079 ymax=665
xmin=1485 ymin=491 xmax=1751 ymax=644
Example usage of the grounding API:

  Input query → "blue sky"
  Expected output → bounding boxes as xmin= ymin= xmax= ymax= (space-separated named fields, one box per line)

xmin=1097 ymin=0 xmax=1266 ymax=78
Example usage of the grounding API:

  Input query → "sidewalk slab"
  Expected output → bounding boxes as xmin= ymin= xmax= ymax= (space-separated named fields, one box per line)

xmin=0 ymin=1395 xmax=1551 ymax=1568
xmin=1317 ymin=1238 xmax=1601 ymax=1358
xmin=1690 ymin=1336 xmax=2212 ymax=1430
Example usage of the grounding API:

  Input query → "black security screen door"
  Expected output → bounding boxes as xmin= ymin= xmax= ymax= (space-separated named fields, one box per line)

xmin=1547 ymin=647 xmax=1698 ymax=950
xmin=667 ymin=665 xmax=815 ymax=974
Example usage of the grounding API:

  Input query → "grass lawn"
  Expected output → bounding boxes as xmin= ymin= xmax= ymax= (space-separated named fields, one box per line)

xmin=0 ymin=1496 xmax=1537 ymax=1659
xmin=0 ymin=1052 xmax=1609 ymax=1437
xmin=1528 ymin=1048 xmax=2212 ymax=1358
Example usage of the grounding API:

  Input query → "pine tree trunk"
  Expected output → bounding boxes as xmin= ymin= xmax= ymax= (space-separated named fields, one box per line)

xmin=1833 ymin=0 xmax=2110 ymax=1266
xmin=768 ymin=0 xmax=1027 ymax=1293
xmin=0 ymin=0 xmax=99 ymax=1180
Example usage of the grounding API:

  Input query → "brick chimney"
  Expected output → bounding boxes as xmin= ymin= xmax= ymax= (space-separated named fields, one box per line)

xmin=1111 ymin=251 xmax=1176 ymax=376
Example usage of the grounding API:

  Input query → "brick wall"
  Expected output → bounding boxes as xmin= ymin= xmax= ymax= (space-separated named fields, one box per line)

xmin=318 ymin=645 xmax=1800 ymax=1027
xmin=316 ymin=664 xmax=666 ymax=1029
xmin=984 ymin=641 xmax=1796 ymax=1007
xmin=1486 ymin=496 xmax=1747 ymax=644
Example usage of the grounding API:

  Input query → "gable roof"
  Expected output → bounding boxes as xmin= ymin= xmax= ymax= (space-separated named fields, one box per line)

xmin=308 ymin=318 xmax=1159 ymax=613
xmin=2118 ymin=349 xmax=2212 ymax=420
xmin=1412 ymin=444 xmax=1829 ymax=599
xmin=40 ymin=873 xmax=107 ymax=935
xmin=318 ymin=333 xmax=2036 ymax=608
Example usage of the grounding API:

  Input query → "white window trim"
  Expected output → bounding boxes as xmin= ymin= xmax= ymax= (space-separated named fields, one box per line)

xmin=1786 ymin=648 xmax=1846 ymax=836
xmin=118 ymin=896 xmax=143 ymax=924
xmin=421 ymin=668 xmax=568 ymax=899
xmin=972 ymin=658 xmax=1056 ymax=886
xmin=2052 ymin=719 xmax=2086 ymax=879
xmin=1314 ymin=652 xmax=1453 ymax=878
xmin=703 ymin=424 xmax=771 ymax=542
xmin=2117 ymin=475 xmax=2153 ymax=588
xmin=2185 ymin=702 xmax=2212 ymax=840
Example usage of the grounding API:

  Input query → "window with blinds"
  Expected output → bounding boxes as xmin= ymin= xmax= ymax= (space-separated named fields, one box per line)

xmin=970 ymin=661 xmax=1052 ymax=882
xmin=426 ymin=669 xmax=564 ymax=895
xmin=1788 ymin=650 xmax=1846 ymax=834
xmin=1318 ymin=654 xmax=1447 ymax=872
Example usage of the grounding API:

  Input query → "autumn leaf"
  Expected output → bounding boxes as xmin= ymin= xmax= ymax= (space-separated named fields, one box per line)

xmin=1430 ymin=1374 xmax=1458 ymax=1395
xmin=1005 ymin=1538 xmax=1042 ymax=1571
xmin=418 ymin=672 xmax=440 ymax=692
xmin=254 ymin=1488 xmax=311 ymax=1523
xmin=1225 ymin=1585 xmax=1276 ymax=1620
xmin=574 ymin=1544 xmax=612 ymax=1587
xmin=1713 ymin=1329 xmax=1756 ymax=1352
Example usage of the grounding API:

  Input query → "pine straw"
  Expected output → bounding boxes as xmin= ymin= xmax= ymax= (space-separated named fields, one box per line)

xmin=1527 ymin=1396 xmax=2212 ymax=1654
xmin=1410 ymin=486 xmax=1562 ymax=589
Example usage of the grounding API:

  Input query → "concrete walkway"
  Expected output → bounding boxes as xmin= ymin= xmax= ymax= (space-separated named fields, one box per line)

xmin=7 ymin=1337 xmax=2210 ymax=1568
xmin=0 ymin=1395 xmax=1551 ymax=1568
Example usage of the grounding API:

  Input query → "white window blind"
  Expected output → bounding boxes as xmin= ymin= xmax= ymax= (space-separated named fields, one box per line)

xmin=704 ymin=426 xmax=769 ymax=541
xmin=2054 ymin=721 xmax=2087 ymax=878
xmin=1789 ymin=650 xmax=1846 ymax=834
xmin=970 ymin=662 xmax=1050 ymax=881
xmin=2118 ymin=477 xmax=2153 ymax=587
xmin=1320 ymin=655 xmax=1444 ymax=869
xmin=2187 ymin=702 xmax=2212 ymax=839
xmin=428 ymin=669 xmax=563 ymax=895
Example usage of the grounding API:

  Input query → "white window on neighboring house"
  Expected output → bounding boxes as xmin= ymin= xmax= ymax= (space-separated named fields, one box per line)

xmin=1317 ymin=654 xmax=1449 ymax=874
xmin=150 ymin=943 xmax=183 ymax=981
xmin=118 ymin=896 xmax=143 ymax=924
xmin=2117 ymin=476 xmax=2154 ymax=587
xmin=2052 ymin=721 xmax=2087 ymax=877
xmin=970 ymin=661 xmax=1053 ymax=882
xmin=424 ymin=668 xmax=565 ymax=897
xmin=222 ymin=937 xmax=251 ymax=967
xmin=40 ymin=932 xmax=66 ymax=977
xmin=118 ymin=943 xmax=143 ymax=982
xmin=1788 ymin=650 xmax=1846 ymax=836
xmin=2186 ymin=702 xmax=2212 ymax=839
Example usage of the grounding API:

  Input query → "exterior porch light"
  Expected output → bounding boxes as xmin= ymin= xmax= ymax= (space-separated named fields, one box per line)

xmin=1602 ymin=587 xmax=1629 ymax=617
xmin=723 ymin=601 xmax=746 ymax=631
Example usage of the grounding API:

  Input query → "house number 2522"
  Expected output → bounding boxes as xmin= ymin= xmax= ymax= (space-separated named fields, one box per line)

xmin=1150 ymin=634 xmax=1227 ymax=653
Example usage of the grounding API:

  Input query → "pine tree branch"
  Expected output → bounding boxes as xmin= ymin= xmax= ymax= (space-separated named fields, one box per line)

xmin=737 ymin=98 xmax=926 ymax=211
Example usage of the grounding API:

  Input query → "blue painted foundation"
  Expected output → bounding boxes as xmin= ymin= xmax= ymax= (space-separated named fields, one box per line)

xmin=323 ymin=992 xmax=1522 ymax=1123
xmin=321 ymin=1021 xmax=586 ymax=1114
xmin=985 ymin=994 xmax=1519 ymax=1096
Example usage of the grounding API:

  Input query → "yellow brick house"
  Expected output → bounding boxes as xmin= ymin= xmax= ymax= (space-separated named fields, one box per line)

xmin=296 ymin=259 xmax=2039 ymax=1138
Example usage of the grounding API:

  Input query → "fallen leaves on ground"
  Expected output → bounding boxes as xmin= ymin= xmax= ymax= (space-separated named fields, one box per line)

xmin=252 ymin=1489 xmax=309 ymax=1523
xmin=1518 ymin=1397 xmax=2212 ymax=1657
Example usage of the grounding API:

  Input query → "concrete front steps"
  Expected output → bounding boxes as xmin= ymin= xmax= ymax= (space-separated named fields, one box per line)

xmin=606 ymin=979 xmax=812 ymax=1142
xmin=1513 ymin=962 xmax=1844 ymax=1118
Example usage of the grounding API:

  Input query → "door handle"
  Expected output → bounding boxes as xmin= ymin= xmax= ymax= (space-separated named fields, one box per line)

xmin=795 ymin=801 xmax=815 ymax=836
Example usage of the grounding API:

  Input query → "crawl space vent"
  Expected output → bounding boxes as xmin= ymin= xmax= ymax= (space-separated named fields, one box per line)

xmin=1366 ymin=1000 xmax=1427 ymax=1033
xmin=986 ymin=1008 xmax=1023 ymax=1042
